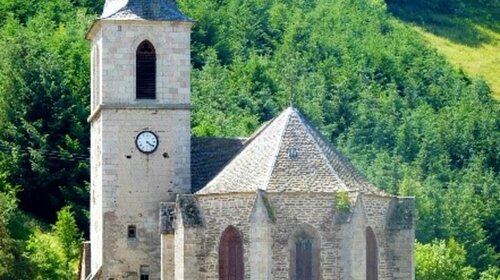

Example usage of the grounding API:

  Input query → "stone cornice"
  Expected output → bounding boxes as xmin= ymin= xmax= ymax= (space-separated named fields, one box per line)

xmin=87 ymin=103 xmax=191 ymax=123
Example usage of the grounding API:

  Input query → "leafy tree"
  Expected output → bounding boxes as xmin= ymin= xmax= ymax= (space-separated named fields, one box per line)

xmin=479 ymin=266 xmax=500 ymax=280
xmin=0 ymin=187 xmax=16 ymax=278
xmin=416 ymin=239 xmax=476 ymax=280
xmin=0 ymin=0 xmax=498 ymax=276
xmin=0 ymin=177 xmax=35 ymax=280
xmin=25 ymin=207 xmax=82 ymax=280
xmin=0 ymin=4 xmax=92 ymax=227
xmin=53 ymin=206 xmax=82 ymax=273
xmin=181 ymin=0 xmax=500 ymax=273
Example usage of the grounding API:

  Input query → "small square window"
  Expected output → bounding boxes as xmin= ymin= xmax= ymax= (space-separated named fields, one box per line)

xmin=128 ymin=225 xmax=136 ymax=239
xmin=140 ymin=265 xmax=150 ymax=280
xmin=288 ymin=147 xmax=298 ymax=158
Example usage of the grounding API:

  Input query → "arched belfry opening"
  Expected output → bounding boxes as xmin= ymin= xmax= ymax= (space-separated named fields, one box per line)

xmin=366 ymin=227 xmax=378 ymax=280
xmin=219 ymin=226 xmax=244 ymax=280
xmin=136 ymin=40 xmax=156 ymax=99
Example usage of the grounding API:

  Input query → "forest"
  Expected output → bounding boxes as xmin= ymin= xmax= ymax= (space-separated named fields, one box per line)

xmin=0 ymin=0 xmax=498 ymax=279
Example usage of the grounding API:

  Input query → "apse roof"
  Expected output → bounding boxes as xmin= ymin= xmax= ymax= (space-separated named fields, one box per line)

xmin=101 ymin=0 xmax=191 ymax=21
xmin=196 ymin=107 xmax=387 ymax=196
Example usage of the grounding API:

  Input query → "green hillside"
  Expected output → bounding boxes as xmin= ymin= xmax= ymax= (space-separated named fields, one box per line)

xmin=0 ymin=0 xmax=498 ymax=278
xmin=386 ymin=0 xmax=500 ymax=99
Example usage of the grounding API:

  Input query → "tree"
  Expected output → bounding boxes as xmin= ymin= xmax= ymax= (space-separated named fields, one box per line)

xmin=0 ymin=5 xmax=92 ymax=228
xmin=416 ymin=239 xmax=476 ymax=280
xmin=479 ymin=266 xmax=500 ymax=280
xmin=53 ymin=206 xmax=82 ymax=273
xmin=0 ymin=175 xmax=35 ymax=280
xmin=25 ymin=207 xmax=82 ymax=280
xmin=0 ymin=188 xmax=16 ymax=278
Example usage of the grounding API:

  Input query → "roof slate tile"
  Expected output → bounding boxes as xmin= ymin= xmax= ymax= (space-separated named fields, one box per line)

xmin=101 ymin=0 xmax=191 ymax=21
xmin=195 ymin=107 xmax=388 ymax=196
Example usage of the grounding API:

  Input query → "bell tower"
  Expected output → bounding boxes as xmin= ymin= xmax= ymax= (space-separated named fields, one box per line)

xmin=86 ymin=0 xmax=192 ymax=278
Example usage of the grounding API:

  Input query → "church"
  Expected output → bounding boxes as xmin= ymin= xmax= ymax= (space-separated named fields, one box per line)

xmin=79 ymin=0 xmax=415 ymax=279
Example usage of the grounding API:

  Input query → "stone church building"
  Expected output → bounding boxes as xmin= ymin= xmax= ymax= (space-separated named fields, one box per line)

xmin=79 ymin=0 xmax=415 ymax=279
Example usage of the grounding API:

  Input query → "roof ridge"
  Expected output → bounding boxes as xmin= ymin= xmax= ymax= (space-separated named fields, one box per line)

xmin=294 ymin=111 xmax=349 ymax=192
xmin=196 ymin=110 xmax=291 ymax=195
xmin=259 ymin=108 xmax=294 ymax=191
xmin=297 ymin=111 xmax=388 ymax=195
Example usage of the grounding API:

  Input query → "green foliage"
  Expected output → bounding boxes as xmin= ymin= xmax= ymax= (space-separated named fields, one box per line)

xmin=416 ymin=239 xmax=476 ymax=280
xmin=480 ymin=266 xmax=500 ymax=280
xmin=0 ymin=0 xmax=497 ymax=277
xmin=25 ymin=231 xmax=68 ymax=280
xmin=181 ymin=0 xmax=500 ymax=273
xmin=25 ymin=207 xmax=81 ymax=280
xmin=0 ymin=181 xmax=35 ymax=280
xmin=0 ymin=187 xmax=16 ymax=278
xmin=53 ymin=206 xmax=82 ymax=271
xmin=335 ymin=191 xmax=351 ymax=213
xmin=0 ymin=0 xmax=92 ymax=227
xmin=386 ymin=0 xmax=500 ymax=99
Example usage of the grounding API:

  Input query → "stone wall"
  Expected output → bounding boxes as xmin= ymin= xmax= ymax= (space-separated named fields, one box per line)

xmin=249 ymin=192 xmax=273 ymax=280
xmin=192 ymin=192 xmax=338 ymax=279
xmin=96 ymin=109 xmax=190 ymax=280
xmin=88 ymin=18 xmax=193 ymax=279
xmin=88 ymin=20 xmax=192 ymax=109
xmin=161 ymin=234 xmax=174 ymax=280
xmin=188 ymin=191 xmax=414 ymax=280
xmin=385 ymin=198 xmax=415 ymax=280
xmin=90 ymin=116 xmax=103 ymax=274
xmin=340 ymin=194 xmax=365 ymax=280
xmin=268 ymin=193 xmax=337 ymax=280
xmin=194 ymin=193 xmax=257 ymax=280
xmin=362 ymin=195 xmax=393 ymax=279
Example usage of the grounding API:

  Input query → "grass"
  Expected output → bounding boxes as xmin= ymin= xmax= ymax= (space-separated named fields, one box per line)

xmin=386 ymin=1 xmax=500 ymax=100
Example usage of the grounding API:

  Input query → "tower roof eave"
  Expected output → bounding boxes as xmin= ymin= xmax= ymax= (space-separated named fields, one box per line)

xmin=101 ymin=0 xmax=193 ymax=21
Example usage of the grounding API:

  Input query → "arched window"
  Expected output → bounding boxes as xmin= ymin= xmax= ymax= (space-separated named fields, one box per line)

xmin=136 ymin=40 xmax=156 ymax=99
xmin=219 ymin=226 xmax=244 ymax=280
xmin=295 ymin=233 xmax=313 ymax=280
xmin=366 ymin=227 xmax=378 ymax=280
xmin=290 ymin=227 xmax=320 ymax=280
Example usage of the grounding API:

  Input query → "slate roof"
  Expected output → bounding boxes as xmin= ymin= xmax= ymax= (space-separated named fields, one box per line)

xmin=196 ymin=107 xmax=387 ymax=196
xmin=191 ymin=137 xmax=246 ymax=193
xmin=101 ymin=0 xmax=191 ymax=21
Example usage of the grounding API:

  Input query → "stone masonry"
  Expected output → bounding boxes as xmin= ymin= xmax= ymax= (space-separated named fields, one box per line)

xmin=83 ymin=0 xmax=415 ymax=279
xmin=86 ymin=1 xmax=193 ymax=278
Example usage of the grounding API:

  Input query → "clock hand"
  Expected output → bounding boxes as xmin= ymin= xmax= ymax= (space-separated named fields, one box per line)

xmin=146 ymin=141 xmax=155 ymax=147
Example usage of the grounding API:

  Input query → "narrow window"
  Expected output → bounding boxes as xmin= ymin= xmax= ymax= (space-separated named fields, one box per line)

xmin=290 ymin=228 xmax=319 ymax=280
xmin=136 ymin=40 xmax=156 ymax=99
xmin=366 ymin=227 xmax=378 ymax=280
xmin=219 ymin=226 xmax=244 ymax=280
xmin=140 ymin=265 xmax=150 ymax=280
xmin=128 ymin=225 xmax=136 ymax=239
xmin=295 ymin=233 xmax=313 ymax=280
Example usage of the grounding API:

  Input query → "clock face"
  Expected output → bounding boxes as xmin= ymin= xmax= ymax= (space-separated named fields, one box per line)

xmin=135 ymin=131 xmax=158 ymax=154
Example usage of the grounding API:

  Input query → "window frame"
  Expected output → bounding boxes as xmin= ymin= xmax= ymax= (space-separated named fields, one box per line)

xmin=289 ymin=226 xmax=320 ymax=280
xmin=136 ymin=40 xmax=157 ymax=100
xmin=218 ymin=225 xmax=244 ymax=280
